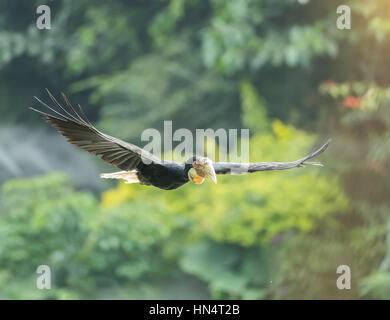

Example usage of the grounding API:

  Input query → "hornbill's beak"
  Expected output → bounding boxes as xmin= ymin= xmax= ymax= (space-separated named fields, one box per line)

xmin=193 ymin=157 xmax=217 ymax=184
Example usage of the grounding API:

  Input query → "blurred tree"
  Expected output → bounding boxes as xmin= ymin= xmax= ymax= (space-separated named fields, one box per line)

xmin=272 ymin=0 xmax=390 ymax=298
xmin=0 ymin=0 xmax=389 ymax=300
xmin=0 ymin=173 xmax=208 ymax=299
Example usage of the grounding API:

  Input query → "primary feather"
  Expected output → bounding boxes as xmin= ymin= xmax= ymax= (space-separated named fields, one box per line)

xmin=30 ymin=89 xmax=161 ymax=171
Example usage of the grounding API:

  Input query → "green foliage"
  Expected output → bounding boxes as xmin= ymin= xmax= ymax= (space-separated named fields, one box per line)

xmin=0 ymin=0 xmax=389 ymax=300
xmin=180 ymin=243 xmax=270 ymax=299
xmin=360 ymin=271 xmax=390 ymax=299
xmin=240 ymin=79 xmax=269 ymax=133
xmin=202 ymin=0 xmax=338 ymax=73
xmin=0 ymin=173 xmax=96 ymax=299
xmin=0 ymin=173 xmax=180 ymax=299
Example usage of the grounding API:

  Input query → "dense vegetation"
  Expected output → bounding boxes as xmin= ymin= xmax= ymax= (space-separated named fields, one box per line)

xmin=0 ymin=0 xmax=389 ymax=299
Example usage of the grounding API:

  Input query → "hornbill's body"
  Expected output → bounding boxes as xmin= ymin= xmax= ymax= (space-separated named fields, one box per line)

xmin=30 ymin=90 xmax=331 ymax=190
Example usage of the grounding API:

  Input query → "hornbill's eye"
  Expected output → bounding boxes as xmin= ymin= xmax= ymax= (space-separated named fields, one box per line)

xmin=188 ymin=168 xmax=205 ymax=184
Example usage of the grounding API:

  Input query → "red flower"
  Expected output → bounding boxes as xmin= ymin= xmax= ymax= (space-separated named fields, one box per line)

xmin=343 ymin=96 xmax=361 ymax=108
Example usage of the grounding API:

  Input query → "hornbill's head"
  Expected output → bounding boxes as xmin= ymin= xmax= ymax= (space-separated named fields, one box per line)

xmin=185 ymin=156 xmax=217 ymax=185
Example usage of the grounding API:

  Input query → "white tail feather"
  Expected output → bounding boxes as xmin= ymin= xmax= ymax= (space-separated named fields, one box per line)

xmin=100 ymin=171 xmax=140 ymax=184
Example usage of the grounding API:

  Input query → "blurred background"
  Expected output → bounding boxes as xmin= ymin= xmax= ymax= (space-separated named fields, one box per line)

xmin=0 ymin=0 xmax=389 ymax=299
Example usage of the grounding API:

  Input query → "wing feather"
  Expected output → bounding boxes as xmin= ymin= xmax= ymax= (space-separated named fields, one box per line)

xmin=30 ymin=90 xmax=161 ymax=170
xmin=213 ymin=139 xmax=331 ymax=175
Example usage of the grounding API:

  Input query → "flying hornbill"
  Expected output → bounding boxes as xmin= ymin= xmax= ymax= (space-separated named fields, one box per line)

xmin=30 ymin=90 xmax=331 ymax=190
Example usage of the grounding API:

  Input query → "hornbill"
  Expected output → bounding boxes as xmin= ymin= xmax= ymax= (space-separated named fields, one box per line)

xmin=30 ymin=90 xmax=331 ymax=190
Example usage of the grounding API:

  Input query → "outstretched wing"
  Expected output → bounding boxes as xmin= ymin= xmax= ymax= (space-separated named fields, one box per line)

xmin=213 ymin=139 xmax=331 ymax=175
xmin=30 ymin=89 xmax=161 ymax=170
